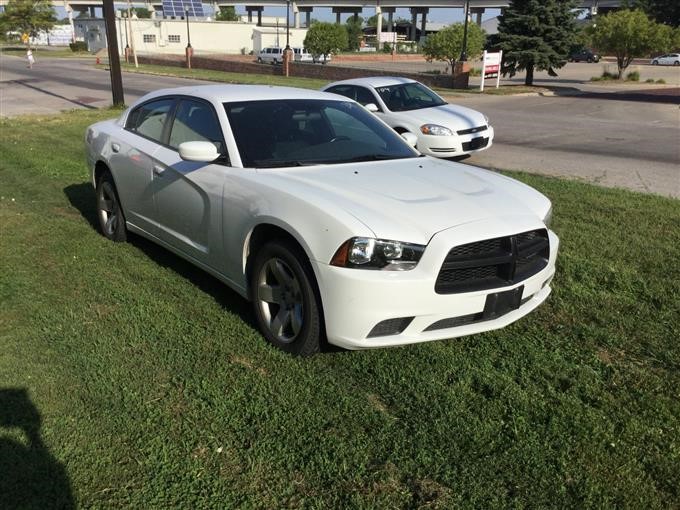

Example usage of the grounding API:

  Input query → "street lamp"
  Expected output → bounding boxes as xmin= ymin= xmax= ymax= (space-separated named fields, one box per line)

xmin=185 ymin=6 xmax=193 ymax=69
xmin=460 ymin=0 xmax=470 ymax=61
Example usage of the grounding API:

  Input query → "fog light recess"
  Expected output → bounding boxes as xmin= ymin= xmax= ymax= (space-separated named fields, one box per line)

xmin=367 ymin=317 xmax=414 ymax=338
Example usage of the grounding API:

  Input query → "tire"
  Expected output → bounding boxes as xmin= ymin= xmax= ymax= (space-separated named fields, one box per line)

xmin=250 ymin=240 xmax=322 ymax=355
xmin=96 ymin=171 xmax=127 ymax=242
xmin=272 ymin=58 xmax=278 ymax=65
xmin=587 ymin=57 xmax=593 ymax=63
xmin=674 ymin=61 xmax=679 ymax=66
xmin=257 ymin=57 xmax=262 ymax=63
xmin=652 ymin=60 xmax=659 ymax=65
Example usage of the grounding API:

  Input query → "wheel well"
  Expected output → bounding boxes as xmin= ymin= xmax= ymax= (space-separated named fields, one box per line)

xmin=94 ymin=161 xmax=110 ymax=185
xmin=245 ymin=224 xmax=308 ymax=289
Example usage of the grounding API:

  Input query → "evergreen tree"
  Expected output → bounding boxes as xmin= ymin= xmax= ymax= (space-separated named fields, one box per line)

xmin=627 ymin=0 xmax=680 ymax=27
xmin=495 ymin=0 xmax=579 ymax=85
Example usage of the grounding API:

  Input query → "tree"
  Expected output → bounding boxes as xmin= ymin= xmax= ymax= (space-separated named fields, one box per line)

xmin=421 ymin=23 xmax=485 ymax=72
xmin=590 ymin=9 xmax=671 ymax=78
xmin=625 ymin=0 xmax=680 ymax=27
xmin=304 ymin=22 xmax=348 ymax=61
xmin=0 ymin=0 xmax=56 ymax=44
xmin=345 ymin=15 xmax=364 ymax=51
xmin=366 ymin=15 xmax=387 ymax=28
xmin=495 ymin=0 xmax=579 ymax=86
xmin=216 ymin=6 xmax=239 ymax=22
xmin=132 ymin=7 xmax=152 ymax=19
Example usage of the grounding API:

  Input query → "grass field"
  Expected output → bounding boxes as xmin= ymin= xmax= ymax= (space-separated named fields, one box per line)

xmin=1 ymin=109 xmax=679 ymax=508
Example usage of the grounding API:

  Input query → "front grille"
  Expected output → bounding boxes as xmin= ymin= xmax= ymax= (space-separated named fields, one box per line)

xmin=457 ymin=125 xmax=488 ymax=136
xmin=435 ymin=229 xmax=549 ymax=294
xmin=462 ymin=137 xmax=489 ymax=151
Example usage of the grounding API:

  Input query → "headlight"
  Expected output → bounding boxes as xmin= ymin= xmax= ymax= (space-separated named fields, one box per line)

xmin=542 ymin=205 xmax=553 ymax=228
xmin=420 ymin=124 xmax=453 ymax=136
xmin=330 ymin=237 xmax=425 ymax=271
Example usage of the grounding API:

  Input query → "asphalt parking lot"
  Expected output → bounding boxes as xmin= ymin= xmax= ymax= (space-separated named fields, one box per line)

xmin=1 ymin=54 xmax=678 ymax=197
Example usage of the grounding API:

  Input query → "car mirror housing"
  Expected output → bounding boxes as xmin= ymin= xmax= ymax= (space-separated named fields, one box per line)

xmin=401 ymin=132 xmax=418 ymax=147
xmin=178 ymin=141 xmax=220 ymax=162
xmin=364 ymin=103 xmax=379 ymax=113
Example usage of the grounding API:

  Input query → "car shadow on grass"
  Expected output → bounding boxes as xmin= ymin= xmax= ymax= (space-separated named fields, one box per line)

xmin=0 ymin=388 xmax=75 ymax=510
xmin=63 ymin=182 xmax=342 ymax=354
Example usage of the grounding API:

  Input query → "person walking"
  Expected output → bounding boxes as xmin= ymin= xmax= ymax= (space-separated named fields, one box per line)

xmin=26 ymin=48 xmax=35 ymax=69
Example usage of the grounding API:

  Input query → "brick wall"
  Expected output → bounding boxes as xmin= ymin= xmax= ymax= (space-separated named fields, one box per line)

xmin=136 ymin=55 xmax=468 ymax=89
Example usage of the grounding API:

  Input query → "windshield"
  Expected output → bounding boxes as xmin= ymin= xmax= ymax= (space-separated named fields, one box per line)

xmin=375 ymin=82 xmax=447 ymax=112
xmin=224 ymin=99 xmax=418 ymax=168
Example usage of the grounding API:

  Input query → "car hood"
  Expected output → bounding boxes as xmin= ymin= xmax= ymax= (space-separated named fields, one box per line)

xmin=265 ymin=157 xmax=550 ymax=245
xmin=400 ymin=103 xmax=488 ymax=131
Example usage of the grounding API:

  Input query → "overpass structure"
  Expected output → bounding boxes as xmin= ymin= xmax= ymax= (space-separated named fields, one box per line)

xmin=0 ymin=0 xmax=623 ymax=46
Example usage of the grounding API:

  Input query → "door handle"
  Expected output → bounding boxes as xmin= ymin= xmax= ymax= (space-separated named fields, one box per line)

xmin=111 ymin=143 xmax=120 ymax=153
xmin=153 ymin=165 xmax=166 ymax=176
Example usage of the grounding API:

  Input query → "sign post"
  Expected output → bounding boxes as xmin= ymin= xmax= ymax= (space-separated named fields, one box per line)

xmin=480 ymin=50 xmax=502 ymax=92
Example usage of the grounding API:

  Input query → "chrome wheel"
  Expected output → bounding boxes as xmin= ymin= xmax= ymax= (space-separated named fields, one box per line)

xmin=256 ymin=257 xmax=304 ymax=343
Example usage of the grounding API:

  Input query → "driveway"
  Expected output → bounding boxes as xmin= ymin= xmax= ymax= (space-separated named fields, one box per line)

xmin=1 ymin=54 xmax=677 ymax=197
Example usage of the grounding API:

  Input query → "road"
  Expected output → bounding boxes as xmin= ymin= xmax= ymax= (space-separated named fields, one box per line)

xmin=1 ymin=54 xmax=678 ymax=197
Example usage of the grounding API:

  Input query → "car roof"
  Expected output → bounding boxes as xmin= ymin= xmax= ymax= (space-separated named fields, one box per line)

xmin=134 ymin=84 xmax=347 ymax=106
xmin=324 ymin=76 xmax=418 ymax=89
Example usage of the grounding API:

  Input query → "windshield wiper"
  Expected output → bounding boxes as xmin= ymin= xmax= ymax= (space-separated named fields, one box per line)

xmin=253 ymin=160 xmax=317 ymax=168
xmin=334 ymin=154 xmax=403 ymax=163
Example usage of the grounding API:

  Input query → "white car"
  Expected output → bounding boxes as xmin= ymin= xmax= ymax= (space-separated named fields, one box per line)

xmin=323 ymin=77 xmax=494 ymax=158
xmin=85 ymin=85 xmax=557 ymax=354
xmin=257 ymin=46 xmax=283 ymax=64
xmin=651 ymin=53 xmax=680 ymax=66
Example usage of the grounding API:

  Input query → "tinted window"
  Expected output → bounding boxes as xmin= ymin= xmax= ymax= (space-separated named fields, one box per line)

xmin=326 ymin=85 xmax=355 ymax=100
xmin=375 ymin=82 xmax=447 ymax=112
xmin=127 ymin=98 xmax=174 ymax=143
xmin=224 ymin=99 xmax=417 ymax=168
xmin=355 ymin=86 xmax=378 ymax=107
xmin=169 ymin=99 xmax=225 ymax=154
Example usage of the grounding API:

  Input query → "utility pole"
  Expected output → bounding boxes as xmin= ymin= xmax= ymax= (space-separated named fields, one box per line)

xmin=185 ymin=7 xmax=193 ymax=69
xmin=460 ymin=0 xmax=470 ymax=61
xmin=102 ymin=0 xmax=125 ymax=106
xmin=127 ymin=1 xmax=138 ymax=67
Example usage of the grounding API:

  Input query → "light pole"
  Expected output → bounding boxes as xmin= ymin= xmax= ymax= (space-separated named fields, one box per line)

xmin=285 ymin=0 xmax=290 ymax=51
xmin=460 ymin=0 xmax=470 ymax=61
xmin=283 ymin=0 xmax=292 ymax=76
xmin=185 ymin=6 xmax=193 ymax=69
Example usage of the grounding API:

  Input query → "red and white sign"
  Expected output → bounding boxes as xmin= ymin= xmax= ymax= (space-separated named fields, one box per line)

xmin=480 ymin=50 xmax=503 ymax=92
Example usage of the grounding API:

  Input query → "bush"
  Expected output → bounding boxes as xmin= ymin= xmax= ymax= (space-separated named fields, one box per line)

xmin=469 ymin=67 xmax=482 ymax=77
xmin=626 ymin=70 xmax=640 ymax=81
xmin=382 ymin=43 xmax=392 ymax=53
xmin=645 ymin=78 xmax=655 ymax=83
xmin=656 ymin=78 xmax=666 ymax=84
xmin=69 ymin=41 xmax=88 ymax=52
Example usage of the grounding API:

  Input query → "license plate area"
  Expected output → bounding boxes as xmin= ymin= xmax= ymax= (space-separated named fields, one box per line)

xmin=483 ymin=286 xmax=524 ymax=320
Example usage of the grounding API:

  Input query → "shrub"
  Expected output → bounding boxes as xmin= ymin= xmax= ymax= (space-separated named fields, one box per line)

xmin=645 ymin=78 xmax=655 ymax=83
xmin=69 ymin=41 xmax=88 ymax=52
xmin=656 ymin=78 xmax=666 ymax=84
xmin=382 ymin=43 xmax=392 ymax=53
xmin=626 ymin=70 xmax=640 ymax=81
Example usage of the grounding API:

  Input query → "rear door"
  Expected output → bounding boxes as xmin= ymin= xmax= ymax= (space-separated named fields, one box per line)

xmin=150 ymin=97 xmax=228 ymax=266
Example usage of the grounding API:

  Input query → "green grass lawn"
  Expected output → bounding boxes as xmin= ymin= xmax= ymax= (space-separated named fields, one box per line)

xmin=1 ymin=110 xmax=679 ymax=508
xmin=1 ymin=46 xmax=93 ymax=59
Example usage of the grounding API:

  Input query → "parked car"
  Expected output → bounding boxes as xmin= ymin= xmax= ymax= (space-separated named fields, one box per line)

xmin=85 ymin=85 xmax=557 ymax=354
xmin=569 ymin=49 xmax=600 ymax=63
xmin=651 ymin=53 xmax=680 ymax=65
xmin=257 ymin=46 xmax=283 ymax=64
xmin=322 ymin=77 xmax=494 ymax=158
xmin=292 ymin=47 xmax=314 ymax=62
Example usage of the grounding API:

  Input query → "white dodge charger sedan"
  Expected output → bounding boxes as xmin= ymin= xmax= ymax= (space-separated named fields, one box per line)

xmin=85 ymin=85 xmax=557 ymax=355
xmin=322 ymin=77 xmax=494 ymax=158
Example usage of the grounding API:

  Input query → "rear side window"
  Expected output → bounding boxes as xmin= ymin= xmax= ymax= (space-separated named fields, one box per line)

xmin=126 ymin=98 xmax=174 ymax=143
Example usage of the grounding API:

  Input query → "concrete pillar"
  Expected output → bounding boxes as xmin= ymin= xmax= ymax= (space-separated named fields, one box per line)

xmin=336 ymin=12 xmax=341 ymax=24
xmin=410 ymin=10 xmax=417 ymax=42
xmin=248 ymin=10 xmax=252 ymax=22
xmin=471 ymin=7 xmax=485 ymax=26
xmin=375 ymin=2 xmax=382 ymax=50
xmin=387 ymin=11 xmax=393 ymax=32
xmin=90 ymin=6 xmax=96 ymax=17
xmin=420 ymin=11 xmax=426 ymax=39
xmin=257 ymin=9 xmax=262 ymax=26
xmin=293 ymin=2 xmax=300 ymax=28
xmin=306 ymin=11 xmax=311 ymax=27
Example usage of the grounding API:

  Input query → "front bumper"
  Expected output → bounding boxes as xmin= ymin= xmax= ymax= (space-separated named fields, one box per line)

xmin=418 ymin=125 xmax=495 ymax=158
xmin=314 ymin=216 xmax=558 ymax=350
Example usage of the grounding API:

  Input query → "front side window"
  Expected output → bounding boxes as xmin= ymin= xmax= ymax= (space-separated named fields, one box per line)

xmin=224 ymin=99 xmax=417 ymax=168
xmin=126 ymin=98 xmax=174 ymax=143
xmin=375 ymin=82 xmax=447 ymax=112
xmin=169 ymin=99 xmax=225 ymax=155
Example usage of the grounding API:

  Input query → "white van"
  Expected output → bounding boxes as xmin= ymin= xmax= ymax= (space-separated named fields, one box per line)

xmin=257 ymin=47 xmax=283 ymax=64
xmin=292 ymin=47 xmax=314 ymax=62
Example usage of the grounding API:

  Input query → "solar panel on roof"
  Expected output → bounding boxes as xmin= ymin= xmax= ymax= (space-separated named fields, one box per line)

xmin=162 ymin=0 xmax=204 ymax=18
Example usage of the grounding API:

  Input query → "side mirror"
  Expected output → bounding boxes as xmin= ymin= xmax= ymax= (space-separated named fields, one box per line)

xmin=364 ymin=103 xmax=379 ymax=113
xmin=178 ymin=141 xmax=219 ymax=162
xmin=401 ymin=132 xmax=418 ymax=147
